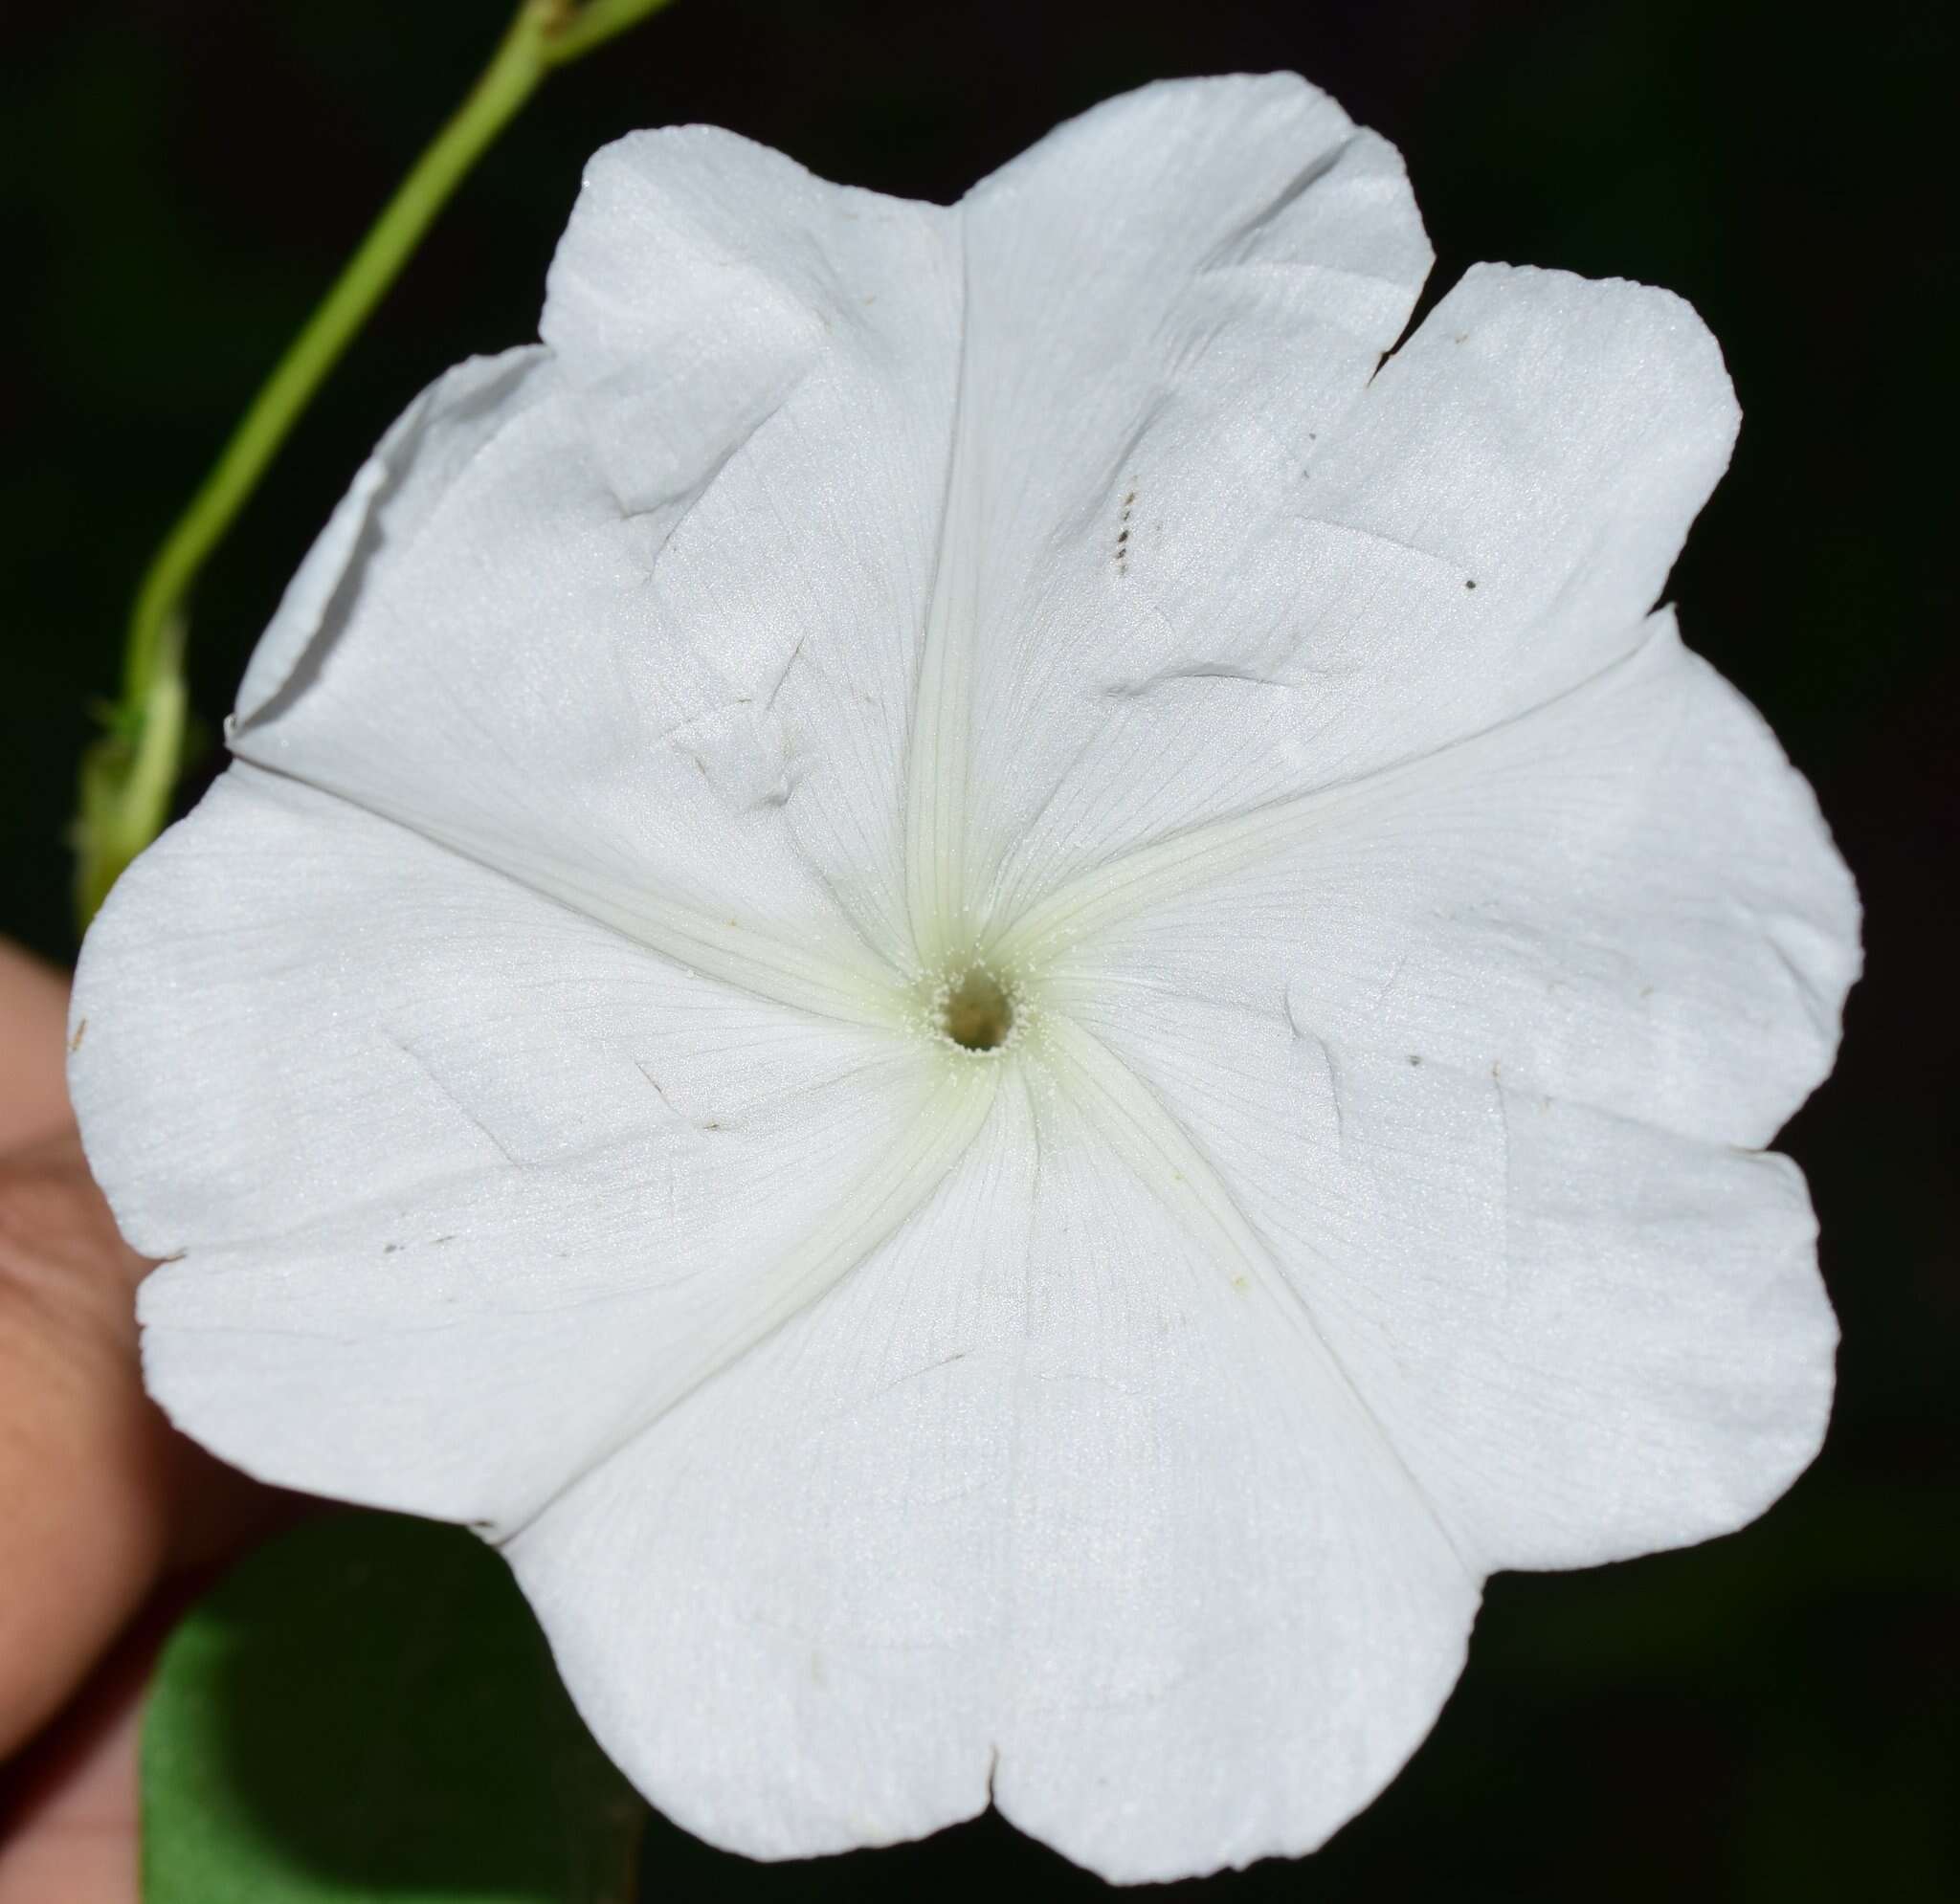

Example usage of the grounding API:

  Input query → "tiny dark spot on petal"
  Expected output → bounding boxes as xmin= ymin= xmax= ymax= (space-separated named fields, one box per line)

xmin=1408 ymin=1053 xmax=1423 ymax=1066
xmin=1464 ymin=578 xmax=1478 ymax=590
xmin=68 ymin=1018 xmax=86 ymax=1053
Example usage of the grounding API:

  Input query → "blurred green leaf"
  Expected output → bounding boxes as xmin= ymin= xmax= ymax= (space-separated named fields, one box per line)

xmin=143 ymin=1512 xmax=643 ymax=1904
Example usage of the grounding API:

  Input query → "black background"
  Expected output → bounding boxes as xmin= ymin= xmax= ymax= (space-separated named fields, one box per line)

xmin=2 ymin=2 xmax=1953 ymax=1897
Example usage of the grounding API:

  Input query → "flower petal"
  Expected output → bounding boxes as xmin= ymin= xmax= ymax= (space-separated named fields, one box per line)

xmin=1238 ymin=260 xmax=1741 ymax=786
xmin=975 ymin=255 xmax=1739 ymax=919
xmin=1021 ymin=611 xmax=1857 ymax=1149
xmin=74 ymin=768 xmax=953 ymax=1531
xmin=509 ymin=1055 xmax=1476 ymax=1883
xmin=1055 ymin=983 xmax=1838 ymax=1574
xmin=505 ymin=1078 xmax=1034 ymax=1863
xmin=901 ymin=75 xmax=1431 ymax=949
xmin=233 ymin=127 xmax=962 ymax=981
xmin=234 ymin=346 xmax=552 ymax=726
xmin=996 ymin=1026 xmax=1478 ymax=1879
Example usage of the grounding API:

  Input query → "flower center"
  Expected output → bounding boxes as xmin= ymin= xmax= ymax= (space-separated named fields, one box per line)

xmin=937 ymin=965 xmax=1015 ymax=1052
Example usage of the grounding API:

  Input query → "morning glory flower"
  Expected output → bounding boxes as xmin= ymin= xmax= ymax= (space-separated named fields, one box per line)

xmin=70 ymin=75 xmax=1859 ymax=1882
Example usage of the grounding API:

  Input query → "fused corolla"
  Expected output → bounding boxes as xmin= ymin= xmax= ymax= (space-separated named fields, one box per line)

xmin=71 ymin=74 xmax=1858 ymax=1884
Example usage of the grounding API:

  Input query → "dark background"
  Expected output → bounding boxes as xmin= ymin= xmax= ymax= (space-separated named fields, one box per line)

xmin=2 ymin=1 xmax=1952 ymax=1897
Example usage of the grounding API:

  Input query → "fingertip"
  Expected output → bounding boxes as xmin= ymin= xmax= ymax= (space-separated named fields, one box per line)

xmin=0 ymin=1143 xmax=171 ymax=1760
xmin=0 ymin=943 xmax=73 ymax=1153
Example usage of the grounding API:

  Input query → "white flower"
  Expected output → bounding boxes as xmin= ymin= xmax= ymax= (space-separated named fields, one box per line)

xmin=71 ymin=75 xmax=1859 ymax=1883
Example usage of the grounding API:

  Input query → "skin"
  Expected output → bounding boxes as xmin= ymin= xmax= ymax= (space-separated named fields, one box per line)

xmin=0 ymin=942 xmax=279 ymax=1899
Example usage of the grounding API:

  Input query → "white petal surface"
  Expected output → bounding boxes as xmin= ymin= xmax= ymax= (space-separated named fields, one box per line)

xmin=1058 ymin=987 xmax=1837 ymax=1572
xmin=233 ymin=128 xmax=962 ymax=986
xmin=1235 ymin=261 xmax=1744 ymax=775
xmin=993 ymin=1029 xmax=1476 ymax=1879
xmin=234 ymin=347 xmax=553 ymax=726
xmin=74 ymin=768 xmax=944 ymax=1530
xmin=506 ymin=1076 xmax=1030 ymax=1862
xmin=510 ymin=1061 xmax=1477 ymax=1882
xmin=1041 ymin=610 xmax=1855 ymax=1566
xmin=974 ymin=256 xmax=1739 ymax=919
xmin=911 ymin=75 xmax=1432 ymax=948
xmin=1016 ymin=612 xmax=1857 ymax=1149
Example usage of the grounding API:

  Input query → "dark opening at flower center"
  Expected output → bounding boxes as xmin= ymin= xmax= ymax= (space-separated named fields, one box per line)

xmin=941 ymin=967 xmax=1014 ymax=1052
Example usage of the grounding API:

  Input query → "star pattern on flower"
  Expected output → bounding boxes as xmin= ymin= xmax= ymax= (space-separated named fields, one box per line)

xmin=73 ymin=75 xmax=1859 ymax=1882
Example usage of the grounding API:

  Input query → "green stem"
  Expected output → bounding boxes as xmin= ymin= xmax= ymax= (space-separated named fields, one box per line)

xmin=75 ymin=0 xmax=675 ymax=930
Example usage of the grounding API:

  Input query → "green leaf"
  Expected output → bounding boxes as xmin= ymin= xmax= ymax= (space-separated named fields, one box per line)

xmin=143 ymin=1511 xmax=644 ymax=1903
